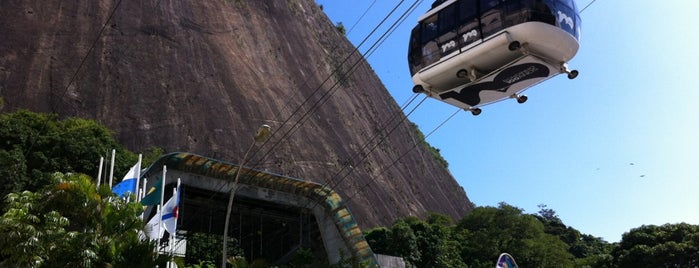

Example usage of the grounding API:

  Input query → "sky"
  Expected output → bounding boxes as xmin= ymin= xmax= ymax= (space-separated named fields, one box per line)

xmin=315 ymin=0 xmax=699 ymax=242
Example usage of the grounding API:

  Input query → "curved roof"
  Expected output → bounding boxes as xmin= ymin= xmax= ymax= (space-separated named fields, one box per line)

xmin=142 ymin=152 xmax=378 ymax=267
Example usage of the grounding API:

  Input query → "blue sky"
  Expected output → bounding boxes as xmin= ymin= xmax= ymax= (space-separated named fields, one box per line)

xmin=316 ymin=0 xmax=699 ymax=242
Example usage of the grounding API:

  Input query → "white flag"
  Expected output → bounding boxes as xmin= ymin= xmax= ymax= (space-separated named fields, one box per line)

xmin=162 ymin=185 xmax=180 ymax=235
xmin=144 ymin=206 xmax=165 ymax=240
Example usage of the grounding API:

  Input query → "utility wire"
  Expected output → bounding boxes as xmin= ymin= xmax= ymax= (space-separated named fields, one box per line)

xmin=250 ymin=0 xmax=424 ymax=171
xmin=347 ymin=0 xmax=378 ymax=36
xmin=291 ymin=0 xmax=426 ymax=211
xmin=55 ymin=0 xmax=124 ymax=112
xmin=23 ymin=0 xmax=124 ymax=161
xmin=175 ymin=0 xmax=422 ymax=230
xmin=580 ymin=0 xmax=598 ymax=13
xmin=345 ymin=108 xmax=462 ymax=203
xmin=345 ymin=0 xmax=598 ymax=202
xmin=246 ymin=0 xmax=410 ymax=165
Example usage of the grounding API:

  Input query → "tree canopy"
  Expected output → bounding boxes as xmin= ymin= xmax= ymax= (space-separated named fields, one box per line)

xmin=0 ymin=172 xmax=168 ymax=267
xmin=365 ymin=204 xmax=699 ymax=268
xmin=2 ymin=109 xmax=698 ymax=267
xmin=612 ymin=223 xmax=699 ymax=267
xmin=0 ymin=110 xmax=161 ymax=208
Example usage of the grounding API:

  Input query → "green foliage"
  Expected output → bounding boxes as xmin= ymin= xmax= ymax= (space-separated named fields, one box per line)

xmin=408 ymin=122 xmax=448 ymax=168
xmin=0 ymin=110 xmax=137 ymax=201
xmin=335 ymin=22 xmax=346 ymax=35
xmin=0 ymin=172 xmax=168 ymax=267
xmin=366 ymin=208 xmax=586 ymax=268
xmin=141 ymin=146 xmax=165 ymax=168
xmin=186 ymin=260 xmax=216 ymax=268
xmin=290 ymin=247 xmax=315 ymax=267
xmin=365 ymin=213 xmax=464 ymax=268
xmin=0 ymin=110 xmax=164 ymax=211
xmin=185 ymin=232 xmax=243 ymax=267
xmin=366 ymin=204 xmax=696 ymax=268
xmin=612 ymin=223 xmax=699 ymax=267
xmin=457 ymin=203 xmax=574 ymax=268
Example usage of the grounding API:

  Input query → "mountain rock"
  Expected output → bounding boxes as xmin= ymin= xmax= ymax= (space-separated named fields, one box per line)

xmin=0 ymin=0 xmax=473 ymax=229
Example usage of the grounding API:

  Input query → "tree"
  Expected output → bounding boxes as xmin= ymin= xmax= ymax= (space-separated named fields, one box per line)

xmin=0 ymin=110 xmax=162 ymax=210
xmin=184 ymin=232 xmax=243 ymax=267
xmin=363 ymin=227 xmax=392 ymax=255
xmin=365 ymin=214 xmax=465 ymax=268
xmin=0 ymin=111 xmax=133 ymax=198
xmin=456 ymin=203 xmax=574 ymax=268
xmin=389 ymin=220 xmax=421 ymax=267
xmin=612 ymin=223 xmax=699 ymax=267
xmin=0 ymin=172 xmax=168 ymax=267
xmin=335 ymin=22 xmax=346 ymax=35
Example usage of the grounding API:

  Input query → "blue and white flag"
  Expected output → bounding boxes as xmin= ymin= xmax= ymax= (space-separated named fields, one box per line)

xmin=112 ymin=163 xmax=139 ymax=197
xmin=162 ymin=183 xmax=180 ymax=235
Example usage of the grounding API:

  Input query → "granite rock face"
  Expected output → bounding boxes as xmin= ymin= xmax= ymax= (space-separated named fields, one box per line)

xmin=0 ymin=0 xmax=473 ymax=228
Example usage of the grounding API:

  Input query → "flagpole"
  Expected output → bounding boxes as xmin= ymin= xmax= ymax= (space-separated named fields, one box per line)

xmin=97 ymin=156 xmax=104 ymax=188
xmin=141 ymin=178 xmax=148 ymax=221
xmin=108 ymin=149 xmax=116 ymax=188
xmin=169 ymin=186 xmax=176 ymax=268
xmin=135 ymin=154 xmax=142 ymax=201
xmin=157 ymin=165 xmax=167 ymax=251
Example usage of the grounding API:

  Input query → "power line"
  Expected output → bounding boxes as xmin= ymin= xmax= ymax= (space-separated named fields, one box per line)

xmin=24 ymin=0 xmax=124 ymax=161
xmin=346 ymin=0 xmax=378 ymax=36
xmin=246 ymin=0 xmax=411 ymax=165
xmin=54 ymin=0 xmax=124 ymax=113
xmin=246 ymin=0 xmax=427 ymax=211
xmin=345 ymin=107 xmax=462 ymax=203
xmin=175 ymin=0 xmax=424 ymax=230
xmin=580 ymin=0 xmax=598 ymax=13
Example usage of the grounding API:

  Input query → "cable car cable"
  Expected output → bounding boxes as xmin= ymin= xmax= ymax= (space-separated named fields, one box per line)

xmin=580 ymin=0 xmax=598 ymax=13
xmin=344 ymin=107 xmax=462 ymax=203
xmin=175 ymin=0 xmax=423 ymax=230
xmin=246 ymin=0 xmax=422 ymax=170
xmin=302 ymin=95 xmax=428 ymax=213
xmin=241 ymin=0 xmax=411 ymax=165
xmin=290 ymin=0 xmax=427 ymax=211
xmin=319 ymin=93 xmax=422 ymax=191
xmin=346 ymin=0 xmax=378 ymax=36
xmin=247 ymin=0 xmax=426 ymax=198
xmin=232 ymin=0 xmax=427 ymax=216
xmin=20 ymin=0 xmax=124 ymax=160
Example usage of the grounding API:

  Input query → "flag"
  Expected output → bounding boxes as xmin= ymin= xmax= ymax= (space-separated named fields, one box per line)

xmin=162 ymin=185 xmax=180 ymax=235
xmin=112 ymin=163 xmax=139 ymax=197
xmin=144 ymin=206 xmax=165 ymax=240
xmin=140 ymin=177 xmax=163 ymax=206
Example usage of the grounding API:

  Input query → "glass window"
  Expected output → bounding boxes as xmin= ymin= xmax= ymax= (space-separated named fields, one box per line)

xmin=408 ymin=25 xmax=423 ymax=75
xmin=440 ymin=4 xmax=458 ymax=34
xmin=531 ymin=0 xmax=556 ymax=25
xmin=421 ymin=14 xmax=440 ymax=43
xmin=458 ymin=0 xmax=478 ymax=22
xmin=480 ymin=0 xmax=500 ymax=12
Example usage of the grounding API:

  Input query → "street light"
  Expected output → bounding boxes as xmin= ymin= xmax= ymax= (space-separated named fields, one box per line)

xmin=222 ymin=124 xmax=271 ymax=267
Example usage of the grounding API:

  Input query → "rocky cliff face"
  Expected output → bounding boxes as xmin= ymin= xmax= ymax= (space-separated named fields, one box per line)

xmin=0 ymin=0 xmax=473 ymax=228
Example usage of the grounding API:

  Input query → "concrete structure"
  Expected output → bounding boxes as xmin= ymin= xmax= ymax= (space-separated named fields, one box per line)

xmin=141 ymin=152 xmax=378 ymax=267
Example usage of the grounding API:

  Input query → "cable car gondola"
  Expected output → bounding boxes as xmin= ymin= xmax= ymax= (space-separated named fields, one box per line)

xmin=408 ymin=0 xmax=581 ymax=115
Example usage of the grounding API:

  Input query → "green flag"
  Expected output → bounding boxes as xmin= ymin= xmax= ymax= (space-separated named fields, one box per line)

xmin=140 ymin=177 xmax=163 ymax=206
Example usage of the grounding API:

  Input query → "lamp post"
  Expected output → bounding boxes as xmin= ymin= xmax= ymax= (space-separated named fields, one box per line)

xmin=222 ymin=124 xmax=271 ymax=267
